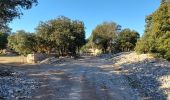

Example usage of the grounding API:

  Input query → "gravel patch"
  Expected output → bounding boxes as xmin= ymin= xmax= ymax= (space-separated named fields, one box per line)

xmin=0 ymin=68 xmax=39 ymax=100
xmin=111 ymin=52 xmax=170 ymax=100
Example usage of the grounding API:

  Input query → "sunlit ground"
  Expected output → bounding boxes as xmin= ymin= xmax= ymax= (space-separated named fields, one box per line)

xmin=0 ymin=56 xmax=26 ymax=64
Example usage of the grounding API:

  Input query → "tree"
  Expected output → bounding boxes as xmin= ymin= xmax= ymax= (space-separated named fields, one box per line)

xmin=135 ymin=1 xmax=170 ymax=60
xmin=0 ymin=24 xmax=11 ymax=50
xmin=71 ymin=20 xmax=86 ymax=53
xmin=8 ymin=16 xmax=85 ymax=56
xmin=8 ymin=30 xmax=37 ymax=55
xmin=161 ymin=0 xmax=170 ymax=4
xmin=0 ymin=0 xmax=38 ymax=28
xmin=0 ymin=32 xmax=8 ymax=50
xmin=35 ymin=21 xmax=55 ymax=54
xmin=118 ymin=29 xmax=139 ymax=52
xmin=91 ymin=22 xmax=121 ymax=53
xmin=36 ymin=16 xmax=86 ymax=56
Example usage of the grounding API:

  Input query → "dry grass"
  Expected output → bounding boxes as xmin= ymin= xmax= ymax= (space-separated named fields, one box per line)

xmin=0 ymin=56 xmax=27 ymax=64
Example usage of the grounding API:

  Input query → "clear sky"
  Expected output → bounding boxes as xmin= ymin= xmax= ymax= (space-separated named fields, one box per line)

xmin=9 ymin=0 xmax=160 ymax=38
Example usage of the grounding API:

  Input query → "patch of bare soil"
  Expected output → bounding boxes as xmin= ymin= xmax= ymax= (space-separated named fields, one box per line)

xmin=0 ymin=56 xmax=26 ymax=64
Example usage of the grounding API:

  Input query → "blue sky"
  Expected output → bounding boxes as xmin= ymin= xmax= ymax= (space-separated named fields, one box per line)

xmin=9 ymin=0 xmax=160 ymax=38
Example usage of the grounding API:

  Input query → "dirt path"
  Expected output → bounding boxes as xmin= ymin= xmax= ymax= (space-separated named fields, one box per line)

xmin=2 ymin=56 xmax=140 ymax=100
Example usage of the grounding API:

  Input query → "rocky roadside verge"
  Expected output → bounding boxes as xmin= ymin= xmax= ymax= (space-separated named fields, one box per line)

xmin=0 ymin=65 xmax=39 ymax=100
xmin=39 ymin=57 xmax=75 ymax=65
xmin=111 ymin=52 xmax=170 ymax=100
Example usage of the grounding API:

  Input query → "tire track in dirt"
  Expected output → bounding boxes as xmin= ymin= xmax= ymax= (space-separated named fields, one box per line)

xmin=4 ymin=56 xmax=141 ymax=100
xmin=29 ymin=70 xmax=74 ymax=100
xmin=80 ymin=74 xmax=112 ymax=100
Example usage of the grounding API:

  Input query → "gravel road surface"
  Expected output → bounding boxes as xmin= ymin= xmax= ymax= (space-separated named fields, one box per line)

xmin=0 ymin=56 xmax=140 ymax=100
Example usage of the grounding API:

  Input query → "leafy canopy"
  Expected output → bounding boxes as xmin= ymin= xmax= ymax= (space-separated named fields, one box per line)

xmin=8 ymin=30 xmax=37 ymax=55
xmin=0 ymin=0 xmax=38 ymax=28
xmin=91 ymin=22 xmax=121 ymax=53
xmin=118 ymin=28 xmax=139 ymax=52
xmin=135 ymin=1 xmax=170 ymax=60
xmin=36 ymin=16 xmax=86 ymax=56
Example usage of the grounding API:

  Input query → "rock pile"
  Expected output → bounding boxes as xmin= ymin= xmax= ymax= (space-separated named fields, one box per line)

xmin=0 ymin=70 xmax=39 ymax=100
xmin=112 ymin=52 xmax=170 ymax=99
xmin=39 ymin=57 xmax=66 ymax=64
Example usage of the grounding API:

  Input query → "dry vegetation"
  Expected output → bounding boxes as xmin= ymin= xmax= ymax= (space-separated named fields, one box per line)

xmin=0 ymin=56 xmax=26 ymax=64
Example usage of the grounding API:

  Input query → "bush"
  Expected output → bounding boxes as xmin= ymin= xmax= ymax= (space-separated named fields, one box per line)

xmin=135 ymin=2 xmax=170 ymax=61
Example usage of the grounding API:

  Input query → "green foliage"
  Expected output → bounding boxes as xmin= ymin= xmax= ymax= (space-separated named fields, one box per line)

xmin=0 ymin=0 xmax=38 ymax=28
xmin=161 ymin=0 xmax=170 ymax=4
xmin=135 ymin=38 xmax=150 ymax=53
xmin=91 ymin=22 xmax=121 ymax=53
xmin=8 ymin=16 xmax=86 ymax=56
xmin=0 ymin=32 xmax=8 ymax=50
xmin=118 ymin=29 xmax=139 ymax=52
xmin=135 ymin=1 xmax=170 ymax=60
xmin=36 ymin=16 xmax=86 ymax=56
xmin=8 ymin=30 xmax=37 ymax=55
xmin=80 ymin=39 xmax=93 ymax=53
xmin=87 ymin=22 xmax=139 ymax=54
xmin=0 ymin=0 xmax=38 ymax=46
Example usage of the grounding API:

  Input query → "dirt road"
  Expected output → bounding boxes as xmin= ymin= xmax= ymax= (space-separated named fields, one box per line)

xmin=1 ymin=56 xmax=140 ymax=100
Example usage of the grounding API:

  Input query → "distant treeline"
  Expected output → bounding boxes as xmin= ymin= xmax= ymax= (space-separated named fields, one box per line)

xmin=81 ymin=22 xmax=139 ymax=54
xmin=6 ymin=16 xmax=140 ymax=56
xmin=0 ymin=0 xmax=170 ymax=60
xmin=8 ymin=16 xmax=86 ymax=56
